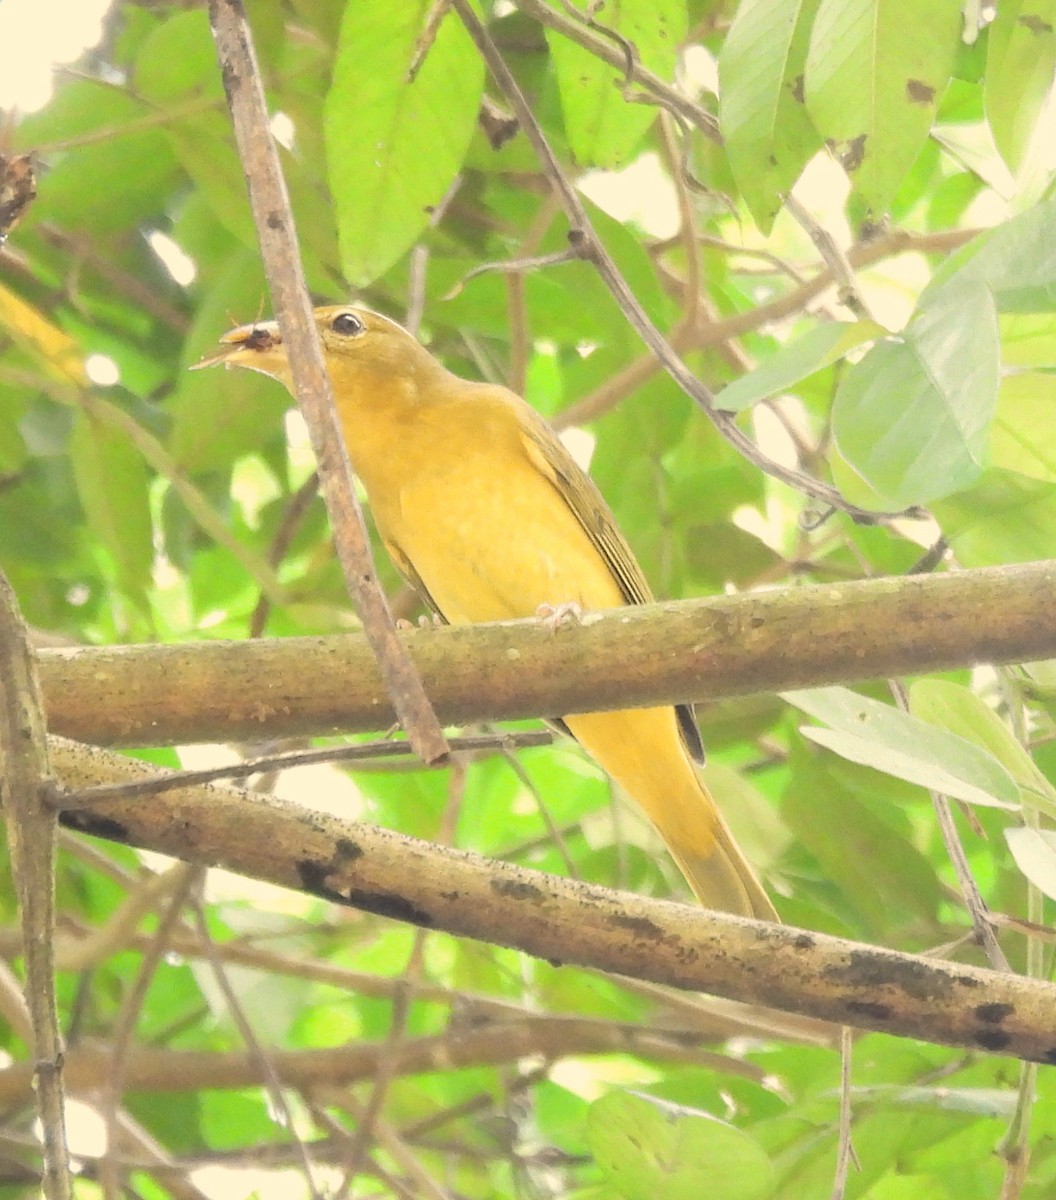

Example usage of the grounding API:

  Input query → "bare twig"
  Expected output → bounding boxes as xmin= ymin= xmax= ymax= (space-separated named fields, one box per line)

xmin=0 ymin=569 xmax=71 ymax=1200
xmin=207 ymin=0 xmax=449 ymax=763
xmin=59 ymin=731 xmax=553 ymax=805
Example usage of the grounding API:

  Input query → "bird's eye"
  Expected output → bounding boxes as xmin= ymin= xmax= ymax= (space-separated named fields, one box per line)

xmin=330 ymin=312 xmax=364 ymax=337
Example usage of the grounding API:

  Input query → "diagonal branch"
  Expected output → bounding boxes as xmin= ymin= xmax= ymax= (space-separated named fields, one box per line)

xmin=46 ymin=736 xmax=1056 ymax=1065
xmin=206 ymin=0 xmax=448 ymax=763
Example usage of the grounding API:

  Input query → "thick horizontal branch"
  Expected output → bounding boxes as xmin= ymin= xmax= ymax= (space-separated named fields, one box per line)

xmin=48 ymin=738 xmax=1056 ymax=1065
xmin=38 ymin=561 xmax=1056 ymax=747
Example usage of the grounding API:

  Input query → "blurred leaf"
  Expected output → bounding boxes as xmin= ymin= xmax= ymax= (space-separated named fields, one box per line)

xmin=804 ymin=0 xmax=961 ymax=214
xmin=70 ymin=406 xmax=153 ymax=604
xmin=1005 ymin=827 xmax=1056 ymax=899
xmin=715 ymin=319 xmax=884 ymax=412
xmin=325 ymin=0 xmax=485 ymax=285
xmin=926 ymin=189 xmax=1056 ymax=310
xmin=833 ymin=282 xmax=998 ymax=505
xmin=934 ymin=468 xmax=1056 ymax=566
xmin=547 ymin=0 xmax=687 ymax=169
xmin=719 ymin=0 xmax=824 ymax=232
xmin=587 ymin=1090 xmax=773 ymax=1200
xmin=985 ymin=0 xmax=1056 ymax=175
xmin=991 ymin=371 xmax=1056 ymax=482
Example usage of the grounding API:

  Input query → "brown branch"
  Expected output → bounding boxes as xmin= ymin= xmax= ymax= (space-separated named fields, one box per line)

xmin=206 ymin=0 xmax=448 ymax=764
xmin=0 ymin=570 xmax=71 ymax=1200
xmin=0 ymin=1011 xmax=758 ymax=1104
xmin=43 ymin=737 xmax=1056 ymax=1065
xmin=36 ymin=561 xmax=1056 ymax=747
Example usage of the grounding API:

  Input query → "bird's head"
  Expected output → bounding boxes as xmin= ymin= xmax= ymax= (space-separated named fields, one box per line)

xmin=194 ymin=305 xmax=444 ymax=399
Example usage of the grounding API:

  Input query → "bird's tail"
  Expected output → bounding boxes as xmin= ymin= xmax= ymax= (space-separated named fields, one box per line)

xmin=564 ymin=706 xmax=779 ymax=922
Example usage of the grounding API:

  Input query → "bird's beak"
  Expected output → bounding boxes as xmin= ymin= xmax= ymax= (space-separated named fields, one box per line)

xmin=190 ymin=319 xmax=284 ymax=373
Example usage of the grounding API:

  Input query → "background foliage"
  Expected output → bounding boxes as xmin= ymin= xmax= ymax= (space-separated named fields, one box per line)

xmin=2 ymin=0 xmax=1056 ymax=1196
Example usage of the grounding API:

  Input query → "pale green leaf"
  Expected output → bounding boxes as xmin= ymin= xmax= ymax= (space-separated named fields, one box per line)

xmin=719 ymin=0 xmax=824 ymax=232
xmin=715 ymin=319 xmax=884 ymax=412
xmin=833 ymin=282 xmax=998 ymax=505
xmin=925 ymin=190 xmax=1056 ymax=310
xmin=70 ymin=408 xmax=153 ymax=604
xmin=804 ymin=0 xmax=961 ymax=213
xmin=991 ymin=372 xmax=1056 ymax=482
xmin=933 ymin=468 xmax=1056 ymax=566
xmin=547 ymin=0 xmax=686 ymax=169
xmin=787 ymin=686 xmax=1021 ymax=808
xmin=587 ymin=1091 xmax=772 ymax=1200
xmin=325 ymin=0 xmax=485 ymax=285
xmin=985 ymin=0 xmax=1056 ymax=175
xmin=909 ymin=679 xmax=1056 ymax=817
xmin=1005 ymin=827 xmax=1056 ymax=900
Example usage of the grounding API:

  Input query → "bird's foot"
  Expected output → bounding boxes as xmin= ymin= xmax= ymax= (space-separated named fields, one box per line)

xmin=536 ymin=601 xmax=583 ymax=633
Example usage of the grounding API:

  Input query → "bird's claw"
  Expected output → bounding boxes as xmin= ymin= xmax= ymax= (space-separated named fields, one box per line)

xmin=536 ymin=601 xmax=583 ymax=633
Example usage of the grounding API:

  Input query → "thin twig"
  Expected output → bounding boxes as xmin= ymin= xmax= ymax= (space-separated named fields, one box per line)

xmin=58 ymin=730 xmax=553 ymax=806
xmin=207 ymin=0 xmax=449 ymax=763
xmin=889 ymin=680 xmax=1011 ymax=972
xmin=830 ymin=1025 xmax=857 ymax=1199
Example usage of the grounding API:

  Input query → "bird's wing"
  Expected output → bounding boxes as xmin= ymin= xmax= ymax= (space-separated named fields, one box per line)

xmin=519 ymin=412 xmax=705 ymax=764
xmin=383 ymin=536 xmax=447 ymax=624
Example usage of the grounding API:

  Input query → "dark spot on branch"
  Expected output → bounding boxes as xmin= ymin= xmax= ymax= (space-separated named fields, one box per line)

xmin=827 ymin=950 xmax=962 ymax=1000
xmin=1044 ymin=1047 xmax=1056 ymax=1065
xmin=344 ymin=888 xmax=435 ymax=927
xmin=975 ymin=1028 xmax=1011 ymax=1052
xmin=793 ymin=933 xmax=815 ymax=950
xmin=975 ymin=1002 xmax=1014 ymax=1024
xmin=219 ymin=59 xmax=242 ymax=99
xmin=334 ymin=837 xmax=364 ymax=863
xmin=846 ymin=999 xmax=892 ymax=1021
xmin=906 ymin=79 xmax=934 ymax=104
xmin=60 ymin=812 xmax=130 ymax=843
xmin=491 ymin=878 xmax=546 ymax=902
xmin=610 ymin=913 xmax=663 ymax=939
xmin=296 ymin=858 xmax=346 ymax=903
xmin=266 ymin=212 xmax=283 ymax=231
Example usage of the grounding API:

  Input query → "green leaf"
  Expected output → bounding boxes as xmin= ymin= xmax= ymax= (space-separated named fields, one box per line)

xmin=991 ymin=372 xmax=1056 ymax=483
xmin=925 ymin=191 xmax=1056 ymax=311
xmin=719 ymin=0 xmax=824 ymax=233
xmin=715 ymin=319 xmax=884 ymax=412
xmin=1005 ymin=827 xmax=1056 ymax=900
xmin=587 ymin=1091 xmax=773 ymax=1200
xmin=909 ymin=679 xmax=1056 ymax=816
xmin=985 ymin=0 xmax=1056 ymax=175
xmin=325 ymin=0 xmax=485 ymax=285
xmin=933 ymin=468 xmax=1056 ymax=566
xmin=804 ymin=0 xmax=961 ymax=214
xmin=786 ymin=686 xmax=1021 ymax=809
xmin=547 ymin=0 xmax=687 ymax=169
xmin=833 ymin=282 xmax=998 ymax=505
xmin=70 ymin=407 xmax=153 ymax=603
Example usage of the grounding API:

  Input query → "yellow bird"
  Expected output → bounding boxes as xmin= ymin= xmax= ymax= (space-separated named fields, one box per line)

xmin=202 ymin=305 xmax=777 ymax=921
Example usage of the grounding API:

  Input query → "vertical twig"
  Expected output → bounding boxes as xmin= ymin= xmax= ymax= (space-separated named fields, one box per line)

xmin=206 ymin=0 xmax=448 ymax=763
xmin=0 ymin=569 xmax=71 ymax=1200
